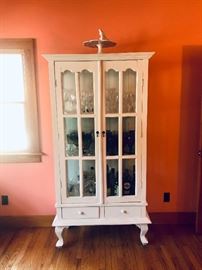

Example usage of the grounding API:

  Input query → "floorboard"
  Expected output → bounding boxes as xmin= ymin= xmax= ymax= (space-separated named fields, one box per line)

xmin=0 ymin=225 xmax=202 ymax=270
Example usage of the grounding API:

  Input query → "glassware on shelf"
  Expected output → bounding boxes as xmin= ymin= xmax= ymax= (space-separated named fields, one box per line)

xmin=63 ymin=88 xmax=77 ymax=114
xmin=68 ymin=175 xmax=80 ymax=196
xmin=106 ymin=130 xmax=118 ymax=156
xmin=122 ymin=117 xmax=135 ymax=155
xmin=123 ymin=69 xmax=136 ymax=113
xmin=105 ymin=88 xmax=119 ymax=114
xmin=83 ymin=160 xmax=96 ymax=196
xmin=65 ymin=118 xmax=79 ymax=156
xmin=80 ymin=91 xmax=94 ymax=114
xmin=62 ymin=70 xmax=77 ymax=114
xmin=122 ymin=160 xmax=135 ymax=196
xmin=105 ymin=69 xmax=119 ymax=114
xmin=82 ymin=131 xmax=95 ymax=156
xmin=107 ymin=160 xmax=119 ymax=196
xmin=79 ymin=70 xmax=94 ymax=114
xmin=123 ymin=130 xmax=135 ymax=155
xmin=123 ymin=92 xmax=136 ymax=113
xmin=66 ymin=131 xmax=79 ymax=156
xmin=106 ymin=117 xmax=118 ymax=156
xmin=66 ymin=160 xmax=80 ymax=197
xmin=81 ymin=118 xmax=95 ymax=156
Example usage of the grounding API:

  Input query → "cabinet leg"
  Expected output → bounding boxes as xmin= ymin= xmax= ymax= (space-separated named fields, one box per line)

xmin=55 ymin=226 xmax=66 ymax=247
xmin=136 ymin=224 xmax=149 ymax=245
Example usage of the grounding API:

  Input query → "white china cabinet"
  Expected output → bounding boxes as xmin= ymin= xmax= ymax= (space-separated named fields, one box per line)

xmin=44 ymin=52 xmax=154 ymax=247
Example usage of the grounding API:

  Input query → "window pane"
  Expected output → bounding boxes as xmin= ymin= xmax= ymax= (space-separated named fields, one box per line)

xmin=0 ymin=40 xmax=40 ymax=162
xmin=0 ymin=54 xmax=25 ymax=103
xmin=0 ymin=104 xmax=28 ymax=152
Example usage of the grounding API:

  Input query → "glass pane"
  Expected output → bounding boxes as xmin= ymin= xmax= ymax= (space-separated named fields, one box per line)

xmin=0 ymin=54 xmax=25 ymax=103
xmin=123 ymin=117 xmax=135 ymax=155
xmin=105 ymin=69 xmax=119 ymax=114
xmin=122 ymin=159 xmax=135 ymax=196
xmin=79 ymin=70 xmax=94 ymax=114
xmin=62 ymin=70 xmax=77 ymax=114
xmin=0 ymin=104 xmax=28 ymax=152
xmin=64 ymin=118 xmax=78 ymax=156
xmin=107 ymin=160 xmax=119 ymax=196
xmin=66 ymin=160 xmax=80 ymax=197
xmin=123 ymin=69 xmax=136 ymax=113
xmin=106 ymin=118 xmax=118 ymax=156
xmin=81 ymin=118 xmax=95 ymax=156
xmin=83 ymin=160 xmax=96 ymax=196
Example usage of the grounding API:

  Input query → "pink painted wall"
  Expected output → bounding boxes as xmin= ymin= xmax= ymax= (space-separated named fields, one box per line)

xmin=0 ymin=0 xmax=201 ymax=215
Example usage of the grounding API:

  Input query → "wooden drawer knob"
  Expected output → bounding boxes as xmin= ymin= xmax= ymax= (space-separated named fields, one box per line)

xmin=120 ymin=209 xmax=127 ymax=214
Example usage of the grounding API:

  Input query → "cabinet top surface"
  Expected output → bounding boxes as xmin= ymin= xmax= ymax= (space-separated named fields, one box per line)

xmin=43 ymin=52 xmax=155 ymax=62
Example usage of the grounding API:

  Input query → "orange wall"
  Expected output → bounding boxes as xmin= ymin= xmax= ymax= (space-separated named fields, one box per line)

xmin=0 ymin=0 xmax=202 ymax=215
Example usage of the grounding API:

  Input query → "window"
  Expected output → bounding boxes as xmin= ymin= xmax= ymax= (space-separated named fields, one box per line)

xmin=0 ymin=39 xmax=41 ymax=163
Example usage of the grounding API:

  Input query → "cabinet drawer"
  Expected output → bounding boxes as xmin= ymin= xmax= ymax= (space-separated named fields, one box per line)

xmin=105 ymin=206 xmax=141 ymax=219
xmin=62 ymin=207 xmax=99 ymax=219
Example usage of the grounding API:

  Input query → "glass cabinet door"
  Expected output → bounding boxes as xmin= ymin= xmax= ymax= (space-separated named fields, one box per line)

xmin=56 ymin=62 xmax=99 ymax=203
xmin=104 ymin=62 xmax=140 ymax=202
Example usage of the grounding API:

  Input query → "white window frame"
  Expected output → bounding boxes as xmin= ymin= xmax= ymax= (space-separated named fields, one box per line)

xmin=0 ymin=39 xmax=41 ymax=163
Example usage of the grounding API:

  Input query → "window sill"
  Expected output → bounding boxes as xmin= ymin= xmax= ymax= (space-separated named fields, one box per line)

xmin=0 ymin=153 xmax=43 ymax=163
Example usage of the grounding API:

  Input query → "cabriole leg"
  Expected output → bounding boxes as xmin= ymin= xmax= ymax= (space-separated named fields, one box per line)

xmin=136 ymin=224 xmax=149 ymax=245
xmin=55 ymin=226 xmax=65 ymax=247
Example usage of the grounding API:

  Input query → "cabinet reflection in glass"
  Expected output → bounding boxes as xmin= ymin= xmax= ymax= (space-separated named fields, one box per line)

xmin=83 ymin=160 xmax=96 ymax=196
xmin=107 ymin=160 xmax=119 ymax=196
xmin=62 ymin=70 xmax=77 ymax=114
xmin=81 ymin=118 xmax=95 ymax=156
xmin=65 ymin=118 xmax=79 ymax=156
xmin=122 ymin=159 xmax=135 ymax=196
xmin=106 ymin=117 xmax=118 ymax=156
xmin=79 ymin=70 xmax=94 ymax=114
xmin=66 ymin=160 xmax=80 ymax=197
xmin=123 ymin=117 xmax=135 ymax=155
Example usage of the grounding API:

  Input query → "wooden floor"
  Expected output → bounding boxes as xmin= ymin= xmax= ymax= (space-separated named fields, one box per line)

xmin=0 ymin=225 xmax=202 ymax=270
